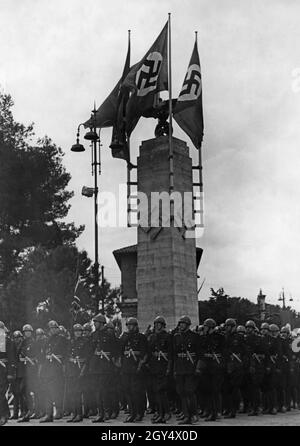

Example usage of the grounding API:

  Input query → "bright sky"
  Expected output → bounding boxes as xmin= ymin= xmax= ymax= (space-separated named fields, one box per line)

xmin=1 ymin=0 xmax=300 ymax=310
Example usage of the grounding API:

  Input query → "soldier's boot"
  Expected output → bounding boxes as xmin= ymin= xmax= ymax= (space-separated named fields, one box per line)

xmin=0 ymin=417 xmax=8 ymax=426
xmin=39 ymin=415 xmax=53 ymax=423
xmin=17 ymin=411 xmax=31 ymax=423
xmin=123 ymin=414 xmax=136 ymax=423
xmin=73 ymin=414 xmax=83 ymax=422
xmin=54 ymin=410 xmax=63 ymax=420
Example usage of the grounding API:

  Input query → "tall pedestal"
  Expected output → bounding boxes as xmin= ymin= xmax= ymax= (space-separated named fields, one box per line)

xmin=136 ymin=136 xmax=198 ymax=331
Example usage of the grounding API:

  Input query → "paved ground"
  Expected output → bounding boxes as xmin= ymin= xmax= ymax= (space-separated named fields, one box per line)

xmin=5 ymin=409 xmax=300 ymax=426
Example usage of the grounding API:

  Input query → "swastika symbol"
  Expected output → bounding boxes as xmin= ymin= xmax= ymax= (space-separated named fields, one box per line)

xmin=177 ymin=64 xmax=201 ymax=102
xmin=136 ymin=52 xmax=163 ymax=97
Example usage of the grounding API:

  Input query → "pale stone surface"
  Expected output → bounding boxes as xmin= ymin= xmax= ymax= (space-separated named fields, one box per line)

xmin=136 ymin=136 xmax=199 ymax=331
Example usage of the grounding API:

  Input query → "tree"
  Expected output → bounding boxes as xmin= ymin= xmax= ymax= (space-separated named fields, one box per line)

xmin=0 ymin=92 xmax=84 ymax=285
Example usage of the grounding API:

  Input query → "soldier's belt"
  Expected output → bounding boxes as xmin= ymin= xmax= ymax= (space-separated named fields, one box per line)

xmin=177 ymin=352 xmax=196 ymax=359
xmin=252 ymin=353 xmax=265 ymax=363
xmin=204 ymin=353 xmax=222 ymax=359
xmin=19 ymin=357 xmax=36 ymax=365
xmin=69 ymin=357 xmax=86 ymax=364
xmin=153 ymin=351 xmax=168 ymax=361
xmin=46 ymin=354 xmax=63 ymax=363
xmin=124 ymin=350 xmax=141 ymax=359
xmin=230 ymin=353 xmax=242 ymax=363
xmin=94 ymin=351 xmax=111 ymax=361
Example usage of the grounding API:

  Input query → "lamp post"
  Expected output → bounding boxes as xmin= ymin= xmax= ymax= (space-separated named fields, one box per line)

xmin=71 ymin=106 xmax=104 ymax=314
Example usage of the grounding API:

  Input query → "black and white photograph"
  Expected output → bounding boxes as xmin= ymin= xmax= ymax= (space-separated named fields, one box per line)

xmin=1 ymin=0 xmax=300 ymax=432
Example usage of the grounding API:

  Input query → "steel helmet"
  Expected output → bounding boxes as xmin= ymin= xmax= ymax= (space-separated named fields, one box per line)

xmin=48 ymin=320 xmax=59 ymax=329
xmin=203 ymin=318 xmax=216 ymax=329
xmin=237 ymin=325 xmax=246 ymax=333
xmin=281 ymin=326 xmax=290 ymax=334
xmin=245 ymin=320 xmax=256 ymax=329
xmin=154 ymin=316 xmax=166 ymax=326
xmin=178 ymin=315 xmax=192 ymax=326
xmin=73 ymin=324 xmax=83 ymax=332
xmin=22 ymin=324 xmax=33 ymax=332
xmin=261 ymin=323 xmax=269 ymax=330
xmin=225 ymin=318 xmax=236 ymax=328
xmin=13 ymin=330 xmax=23 ymax=338
xmin=269 ymin=324 xmax=280 ymax=332
xmin=36 ymin=328 xmax=45 ymax=335
xmin=0 ymin=321 xmax=5 ymax=330
xmin=126 ymin=317 xmax=138 ymax=326
xmin=83 ymin=323 xmax=92 ymax=332
xmin=93 ymin=313 xmax=106 ymax=324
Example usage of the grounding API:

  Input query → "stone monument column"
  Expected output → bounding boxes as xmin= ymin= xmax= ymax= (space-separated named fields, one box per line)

xmin=136 ymin=135 xmax=198 ymax=331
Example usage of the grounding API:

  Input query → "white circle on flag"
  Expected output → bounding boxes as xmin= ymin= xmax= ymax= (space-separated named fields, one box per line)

xmin=136 ymin=51 xmax=163 ymax=97
xmin=177 ymin=64 xmax=202 ymax=102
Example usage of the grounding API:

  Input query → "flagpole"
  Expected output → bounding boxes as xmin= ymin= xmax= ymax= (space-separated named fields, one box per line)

xmin=168 ymin=13 xmax=174 ymax=220
xmin=195 ymin=30 xmax=204 ymax=228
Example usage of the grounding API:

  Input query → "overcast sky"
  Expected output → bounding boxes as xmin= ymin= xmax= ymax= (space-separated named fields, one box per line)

xmin=1 ymin=0 xmax=300 ymax=310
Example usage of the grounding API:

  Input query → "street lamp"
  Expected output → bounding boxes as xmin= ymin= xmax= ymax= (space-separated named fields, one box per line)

xmin=71 ymin=106 xmax=104 ymax=314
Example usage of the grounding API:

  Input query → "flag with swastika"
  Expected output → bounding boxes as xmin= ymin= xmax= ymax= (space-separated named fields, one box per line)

xmin=173 ymin=40 xmax=204 ymax=150
xmin=122 ymin=22 xmax=168 ymax=136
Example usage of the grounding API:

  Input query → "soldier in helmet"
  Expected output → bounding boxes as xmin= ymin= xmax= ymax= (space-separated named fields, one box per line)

xmin=65 ymin=324 xmax=90 ymax=422
xmin=198 ymin=318 xmax=225 ymax=421
xmin=120 ymin=317 xmax=148 ymax=423
xmin=0 ymin=321 xmax=16 ymax=426
xmin=34 ymin=328 xmax=47 ymax=419
xmin=147 ymin=316 xmax=172 ymax=424
xmin=223 ymin=318 xmax=246 ymax=418
xmin=172 ymin=315 xmax=200 ymax=424
xmin=39 ymin=320 xmax=68 ymax=422
xmin=278 ymin=325 xmax=292 ymax=412
xmin=244 ymin=319 xmax=268 ymax=416
xmin=260 ymin=323 xmax=280 ymax=415
xmin=81 ymin=323 xmax=95 ymax=418
xmin=10 ymin=330 xmax=24 ymax=420
xmin=15 ymin=324 xmax=39 ymax=422
xmin=88 ymin=313 xmax=120 ymax=422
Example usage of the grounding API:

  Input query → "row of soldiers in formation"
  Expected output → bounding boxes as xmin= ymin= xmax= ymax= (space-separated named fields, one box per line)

xmin=0 ymin=314 xmax=300 ymax=426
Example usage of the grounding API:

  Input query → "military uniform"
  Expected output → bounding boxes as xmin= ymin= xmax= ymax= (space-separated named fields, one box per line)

xmin=39 ymin=331 xmax=68 ymax=421
xmin=120 ymin=329 xmax=148 ymax=422
xmin=245 ymin=330 xmax=268 ymax=415
xmin=173 ymin=325 xmax=199 ymax=423
xmin=279 ymin=335 xmax=292 ymax=411
xmin=261 ymin=332 xmax=281 ymax=414
xmin=89 ymin=325 xmax=120 ymax=421
xmin=199 ymin=328 xmax=225 ymax=421
xmin=224 ymin=331 xmax=246 ymax=417
xmin=65 ymin=334 xmax=90 ymax=421
xmin=15 ymin=335 xmax=39 ymax=420
xmin=148 ymin=327 xmax=172 ymax=421
xmin=0 ymin=327 xmax=16 ymax=425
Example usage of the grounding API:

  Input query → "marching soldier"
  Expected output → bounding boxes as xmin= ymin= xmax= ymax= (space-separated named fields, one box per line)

xmin=89 ymin=313 xmax=119 ymax=423
xmin=65 ymin=324 xmax=90 ymax=422
xmin=223 ymin=318 xmax=246 ymax=418
xmin=198 ymin=318 xmax=225 ymax=422
xmin=39 ymin=320 xmax=68 ymax=422
xmin=0 ymin=322 xmax=16 ymax=426
xmin=173 ymin=316 xmax=199 ymax=425
xmin=148 ymin=316 xmax=172 ymax=424
xmin=16 ymin=324 xmax=38 ymax=422
xmin=120 ymin=317 xmax=148 ymax=423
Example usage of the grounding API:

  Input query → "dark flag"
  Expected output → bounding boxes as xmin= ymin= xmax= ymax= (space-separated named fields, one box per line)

xmin=123 ymin=22 xmax=168 ymax=136
xmin=84 ymin=80 xmax=120 ymax=129
xmin=173 ymin=40 xmax=204 ymax=149
xmin=109 ymin=31 xmax=132 ymax=161
xmin=84 ymin=35 xmax=132 ymax=139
